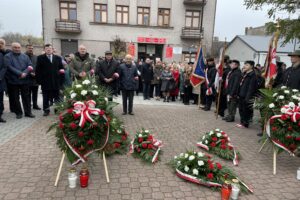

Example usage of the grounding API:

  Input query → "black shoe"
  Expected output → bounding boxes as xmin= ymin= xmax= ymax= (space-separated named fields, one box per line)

xmin=16 ymin=114 xmax=23 ymax=119
xmin=0 ymin=118 xmax=6 ymax=123
xmin=33 ymin=106 xmax=41 ymax=110
xmin=25 ymin=113 xmax=35 ymax=118
xmin=122 ymin=112 xmax=127 ymax=115
xmin=222 ymin=116 xmax=229 ymax=120
xmin=226 ymin=118 xmax=234 ymax=122
xmin=257 ymin=133 xmax=263 ymax=137
xmin=43 ymin=111 xmax=50 ymax=116
xmin=129 ymin=112 xmax=134 ymax=115
xmin=163 ymin=98 xmax=166 ymax=102
xmin=203 ymin=107 xmax=210 ymax=111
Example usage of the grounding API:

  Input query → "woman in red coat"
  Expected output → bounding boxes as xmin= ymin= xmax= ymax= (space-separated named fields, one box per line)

xmin=170 ymin=64 xmax=180 ymax=101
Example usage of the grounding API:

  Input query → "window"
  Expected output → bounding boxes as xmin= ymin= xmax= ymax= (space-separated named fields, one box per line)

xmin=183 ymin=53 xmax=196 ymax=63
xmin=158 ymin=8 xmax=170 ymax=27
xmin=185 ymin=10 xmax=200 ymax=28
xmin=60 ymin=2 xmax=77 ymax=20
xmin=94 ymin=4 xmax=107 ymax=23
xmin=116 ymin=5 xmax=129 ymax=24
xmin=137 ymin=7 xmax=150 ymax=26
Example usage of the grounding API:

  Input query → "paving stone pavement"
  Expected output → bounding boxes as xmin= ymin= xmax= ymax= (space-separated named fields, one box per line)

xmin=0 ymin=100 xmax=300 ymax=200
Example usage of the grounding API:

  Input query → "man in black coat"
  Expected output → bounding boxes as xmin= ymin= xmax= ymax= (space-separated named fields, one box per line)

xmin=203 ymin=58 xmax=217 ymax=111
xmin=282 ymin=50 xmax=300 ymax=90
xmin=95 ymin=51 xmax=120 ymax=98
xmin=141 ymin=58 xmax=153 ymax=100
xmin=0 ymin=53 xmax=7 ymax=122
xmin=223 ymin=60 xmax=242 ymax=122
xmin=119 ymin=54 xmax=139 ymax=115
xmin=237 ymin=60 xmax=257 ymax=128
xmin=36 ymin=44 xmax=64 ymax=116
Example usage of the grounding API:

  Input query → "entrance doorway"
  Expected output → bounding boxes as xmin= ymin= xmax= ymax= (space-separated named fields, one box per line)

xmin=61 ymin=39 xmax=78 ymax=56
xmin=138 ymin=44 xmax=163 ymax=62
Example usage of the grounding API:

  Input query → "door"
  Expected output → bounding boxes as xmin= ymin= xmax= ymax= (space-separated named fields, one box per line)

xmin=61 ymin=39 xmax=78 ymax=56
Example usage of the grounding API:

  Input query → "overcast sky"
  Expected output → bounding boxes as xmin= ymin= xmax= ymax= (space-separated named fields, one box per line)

xmin=0 ymin=0 xmax=292 ymax=40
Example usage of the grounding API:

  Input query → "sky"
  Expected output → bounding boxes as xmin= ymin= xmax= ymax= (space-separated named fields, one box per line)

xmin=0 ymin=0 xmax=293 ymax=40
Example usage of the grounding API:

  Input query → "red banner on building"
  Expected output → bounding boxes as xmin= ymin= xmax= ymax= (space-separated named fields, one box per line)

xmin=128 ymin=43 xmax=135 ymax=57
xmin=137 ymin=37 xmax=166 ymax=44
xmin=166 ymin=46 xmax=173 ymax=58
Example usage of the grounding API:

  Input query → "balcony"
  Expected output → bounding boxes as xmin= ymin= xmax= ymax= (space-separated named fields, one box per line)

xmin=183 ymin=0 xmax=207 ymax=6
xmin=55 ymin=19 xmax=81 ymax=33
xmin=181 ymin=28 xmax=204 ymax=39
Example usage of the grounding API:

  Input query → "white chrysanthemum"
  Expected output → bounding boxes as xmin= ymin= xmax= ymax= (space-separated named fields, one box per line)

xmin=202 ymin=135 xmax=206 ymax=140
xmin=177 ymin=161 xmax=181 ymax=166
xmin=292 ymin=89 xmax=299 ymax=93
xmin=205 ymin=140 xmax=208 ymax=144
xmin=92 ymin=90 xmax=98 ymax=95
xmin=281 ymin=86 xmax=287 ymax=89
xmin=215 ymin=129 xmax=220 ymax=132
xmin=269 ymin=103 xmax=275 ymax=108
xmin=174 ymin=156 xmax=178 ymax=159
xmin=192 ymin=169 xmax=199 ymax=176
xmin=189 ymin=155 xmax=195 ymax=161
xmin=289 ymin=102 xmax=295 ymax=108
xmin=82 ymin=80 xmax=91 ymax=85
xmin=117 ymin=129 xmax=122 ymax=134
xmin=144 ymin=130 xmax=149 ymax=133
xmin=209 ymin=131 xmax=214 ymax=135
xmin=197 ymin=152 xmax=204 ymax=157
xmin=198 ymin=160 xmax=204 ymax=166
xmin=184 ymin=153 xmax=189 ymax=158
xmin=70 ymin=93 xmax=77 ymax=99
xmin=92 ymin=85 xmax=98 ymax=88
xmin=278 ymin=95 xmax=284 ymax=100
xmin=281 ymin=107 xmax=287 ymax=113
xmin=216 ymin=133 xmax=222 ymax=137
xmin=70 ymin=90 xmax=74 ymax=94
xmin=75 ymin=84 xmax=82 ymax=88
xmin=138 ymin=134 xmax=142 ymax=137
xmin=184 ymin=165 xmax=189 ymax=172
xmin=180 ymin=153 xmax=184 ymax=157
xmin=272 ymin=93 xmax=278 ymax=97
xmin=284 ymin=90 xmax=290 ymax=94
xmin=292 ymin=95 xmax=298 ymax=99
xmin=81 ymin=90 xmax=88 ymax=96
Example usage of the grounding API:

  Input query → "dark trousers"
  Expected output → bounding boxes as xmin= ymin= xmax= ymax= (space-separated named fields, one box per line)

xmin=183 ymin=86 xmax=192 ymax=105
xmin=238 ymin=98 xmax=253 ymax=127
xmin=218 ymin=93 xmax=227 ymax=116
xmin=200 ymin=84 xmax=206 ymax=105
xmin=149 ymin=84 xmax=154 ymax=98
xmin=227 ymin=97 xmax=238 ymax=120
xmin=143 ymin=82 xmax=150 ymax=99
xmin=42 ymin=90 xmax=59 ymax=112
xmin=7 ymin=83 xmax=16 ymax=112
xmin=205 ymin=94 xmax=214 ymax=110
xmin=29 ymin=85 xmax=39 ymax=107
xmin=0 ymin=91 xmax=4 ymax=116
xmin=122 ymin=90 xmax=134 ymax=113
xmin=10 ymin=84 xmax=31 ymax=115
xmin=154 ymin=84 xmax=161 ymax=97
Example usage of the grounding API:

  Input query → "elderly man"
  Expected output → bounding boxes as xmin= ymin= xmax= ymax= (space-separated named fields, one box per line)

xmin=119 ymin=54 xmax=139 ymax=115
xmin=282 ymin=50 xmax=300 ymax=90
xmin=95 ymin=50 xmax=120 ymax=98
xmin=69 ymin=45 xmax=95 ymax=79
xmin=4 ymin=43 xmax=35 ymax=119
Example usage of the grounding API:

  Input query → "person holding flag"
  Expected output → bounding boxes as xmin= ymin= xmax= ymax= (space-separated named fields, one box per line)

xmin=203 ymin=58 xmax=217 ymax=111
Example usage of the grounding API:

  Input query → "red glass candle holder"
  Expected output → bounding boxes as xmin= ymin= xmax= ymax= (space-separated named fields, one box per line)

xmin=79 ymin=167 xmax=89 ymax=188
xmin=221 ymin=181 xmax=232 ymax=200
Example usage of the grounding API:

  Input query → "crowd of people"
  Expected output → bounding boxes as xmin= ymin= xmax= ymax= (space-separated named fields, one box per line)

xmin=0 ymin=37 xmax=300 ymax=131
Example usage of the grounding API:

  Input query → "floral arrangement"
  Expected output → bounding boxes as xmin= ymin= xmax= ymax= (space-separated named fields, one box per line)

xmin=49 ymin=78 xmax=130 ymax=164
xmin=129 ymin=129 xmax=163 ymax=163
xmin=265 ymin=102 xmax=300 ymax=155
xmin=169 ymin=150 xmax=253 ymax=193
xmin=196 ymin=129 xmax=240 ymax=165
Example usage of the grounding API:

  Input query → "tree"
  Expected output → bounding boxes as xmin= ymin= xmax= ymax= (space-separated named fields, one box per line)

xmin=1 ymin=32 xmax=43 ymax=46
xmin=244 ymin=0 xmax=300 ymax=44
xmin=111 ymin=36 xmax=126 ymax=60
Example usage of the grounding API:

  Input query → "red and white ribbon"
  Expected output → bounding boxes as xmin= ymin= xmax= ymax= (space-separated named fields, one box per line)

xmin=73 ymin=101 xmax=103 ymax=128
xmin=229 ymin=144 xmax=239 ymax=166
xmin=176 ymin=169 xmax=222 ymax=187
xmin=196 ymin=142 xmax=209 ymax=151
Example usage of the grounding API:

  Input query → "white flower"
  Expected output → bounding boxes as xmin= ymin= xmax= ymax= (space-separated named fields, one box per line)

xmin=215 ymin=129 xmax=220 ymax=132
xmin=192 ymin=169 xmax=199 ymax=176
xmin=202 ymin=135 xmax=206 ymax=140
xmin=177 ymin=161 xmax=181 ymax=166
xmin=184 ymin=165 xmax=189 ymax=172
xmin=81 ymin=90 xmax=88 ymax=96
xmin=269 ymin=103 xmax=275 ymax=108
xmin=92 ymin=85 xmax=98 ymax=88
xmin=82 ymin=80 xmax=91 ymax=85
xmin=273 ymin=93 xmax=278 ymax=97
xmin=209 ymin=131 xmax=214 ymax=135
xmin=289 ymin=102 xmax=295 ymax=108
xmin=180 ymin=153 xmax=184 ymax=157
xmin=281 ymin=86 xmax=287 ymax=89
xmin=70 ymin=90 xmax=74 ymax=94
xmin=75 ymin=84 xmax=82 ymax=88
xmin=198 ymin=160 xmax=204 ymax=166
xmin=284 ymin=90 xmax=290 ymax=94
xmin=184 ymin=153 xmax=189 ymax=158
xmin=189 ymin=155 xmax=195 ymax=161
xmin=197 ymin=152 xmax=204 ymax=157
xmin=70 ymin=93 xmax=77 ymax=99
xmin=92 ymin=90 xmax=98 ymax=95
xmin=144 ymin=130 xmax=149 ymax=133
xmin=117 ymin=129 xmax=122 ymax=134
xmin=174 ymin=156 xmax=178 ymax=159
xmin=205 ymin=140 xmax=208 ymax=144
xmin=292 ymin=95 xmax=298 ymax=100
xmin=278 ymin=95 xmax=284 ymax=100
xmin=104 ymin=97 xmax=108 ymax=102
xmin=216 ymin=133 xmax=222 ymax=137
xmin=281 ymin=107 xmax=287 ymax=113
xmin=138 ymin=134 xmax=142 ymax=137
xmin=292 ymin=89 xmax=299 ymax=93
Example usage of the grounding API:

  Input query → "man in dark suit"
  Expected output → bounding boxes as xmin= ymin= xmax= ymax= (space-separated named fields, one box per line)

xmin=36 ymin=44 xmax=64 ymax=116
xmin=95 ymin=51 xmax=120 ymax=99
xmin=203 ymin=58 xmax=217 ymax=111
xmin=141 ymin=58 xmax=154 ymax=100
xmin=0 ymin=53 xmax=7 ymax=122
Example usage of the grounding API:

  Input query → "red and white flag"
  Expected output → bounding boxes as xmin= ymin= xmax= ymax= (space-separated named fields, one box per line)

xmin=214 ymin=44 xmax=226 ymax=92
xmin=264 ymin=33 xmax=279 ymax=87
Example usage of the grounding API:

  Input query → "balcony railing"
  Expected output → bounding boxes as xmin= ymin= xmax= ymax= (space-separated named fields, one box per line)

xmin=183 ymin=0 xmax=207 ymax=6
xmin=181 ymin=27 xmax=204 ymax=39
xmin=55 ymin=19 xmax=81 ymax=33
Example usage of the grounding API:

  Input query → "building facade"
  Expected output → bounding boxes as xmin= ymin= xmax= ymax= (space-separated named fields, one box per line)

xmin=41 ymin=0 xmax=217 ymax=62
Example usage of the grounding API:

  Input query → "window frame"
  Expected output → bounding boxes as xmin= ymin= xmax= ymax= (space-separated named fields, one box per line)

xmin=116 ymin=5 xmax=129 ymax=24
xmin=137 ymin=7 xmax=150 ymax=26
xmin=59 ymin=1 xmax=77 ymax=21
xmin=185 ymin=10 xmax=200 ymax=29
xmin=94 ymin=3 xmax=108 ymax=23
xmin=157 ymin=8 xmax=170 ymax=27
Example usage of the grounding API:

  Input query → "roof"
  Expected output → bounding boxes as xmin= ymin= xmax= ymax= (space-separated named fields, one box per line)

xmin=229 ymin=35 xmax=299 ymax=53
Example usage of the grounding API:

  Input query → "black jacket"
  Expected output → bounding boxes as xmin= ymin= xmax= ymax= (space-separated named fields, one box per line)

xmin=238 ymin=70 xmax=257 ymax=102
xmin=226 ymin=67 xmax=242 ymax=97
xmin=206 ymin=65 xmax=217 ymax=88
xmin=96 ymin=59 xmax=119 ymax=87
xmin=26 ymin=53 xmax=38 ymax=86
xmin=0 ymin=53 xmax=7 ymax=92
xmin=119 ymin=63 xmax=138 ymax=91
xmin=282 ymin=63 xmax=300 ymax=90
xmin=36 ymin=54 xmax=64 ymax=91
xmin=141 ymin=63 xmax=153 ymax=83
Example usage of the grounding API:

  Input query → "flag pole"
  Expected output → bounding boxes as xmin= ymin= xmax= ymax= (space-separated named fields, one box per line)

xmin=197 ymin=34 xmax=204 ymax=109
xmin=215 ymin=39 xmax=227 ymax=119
